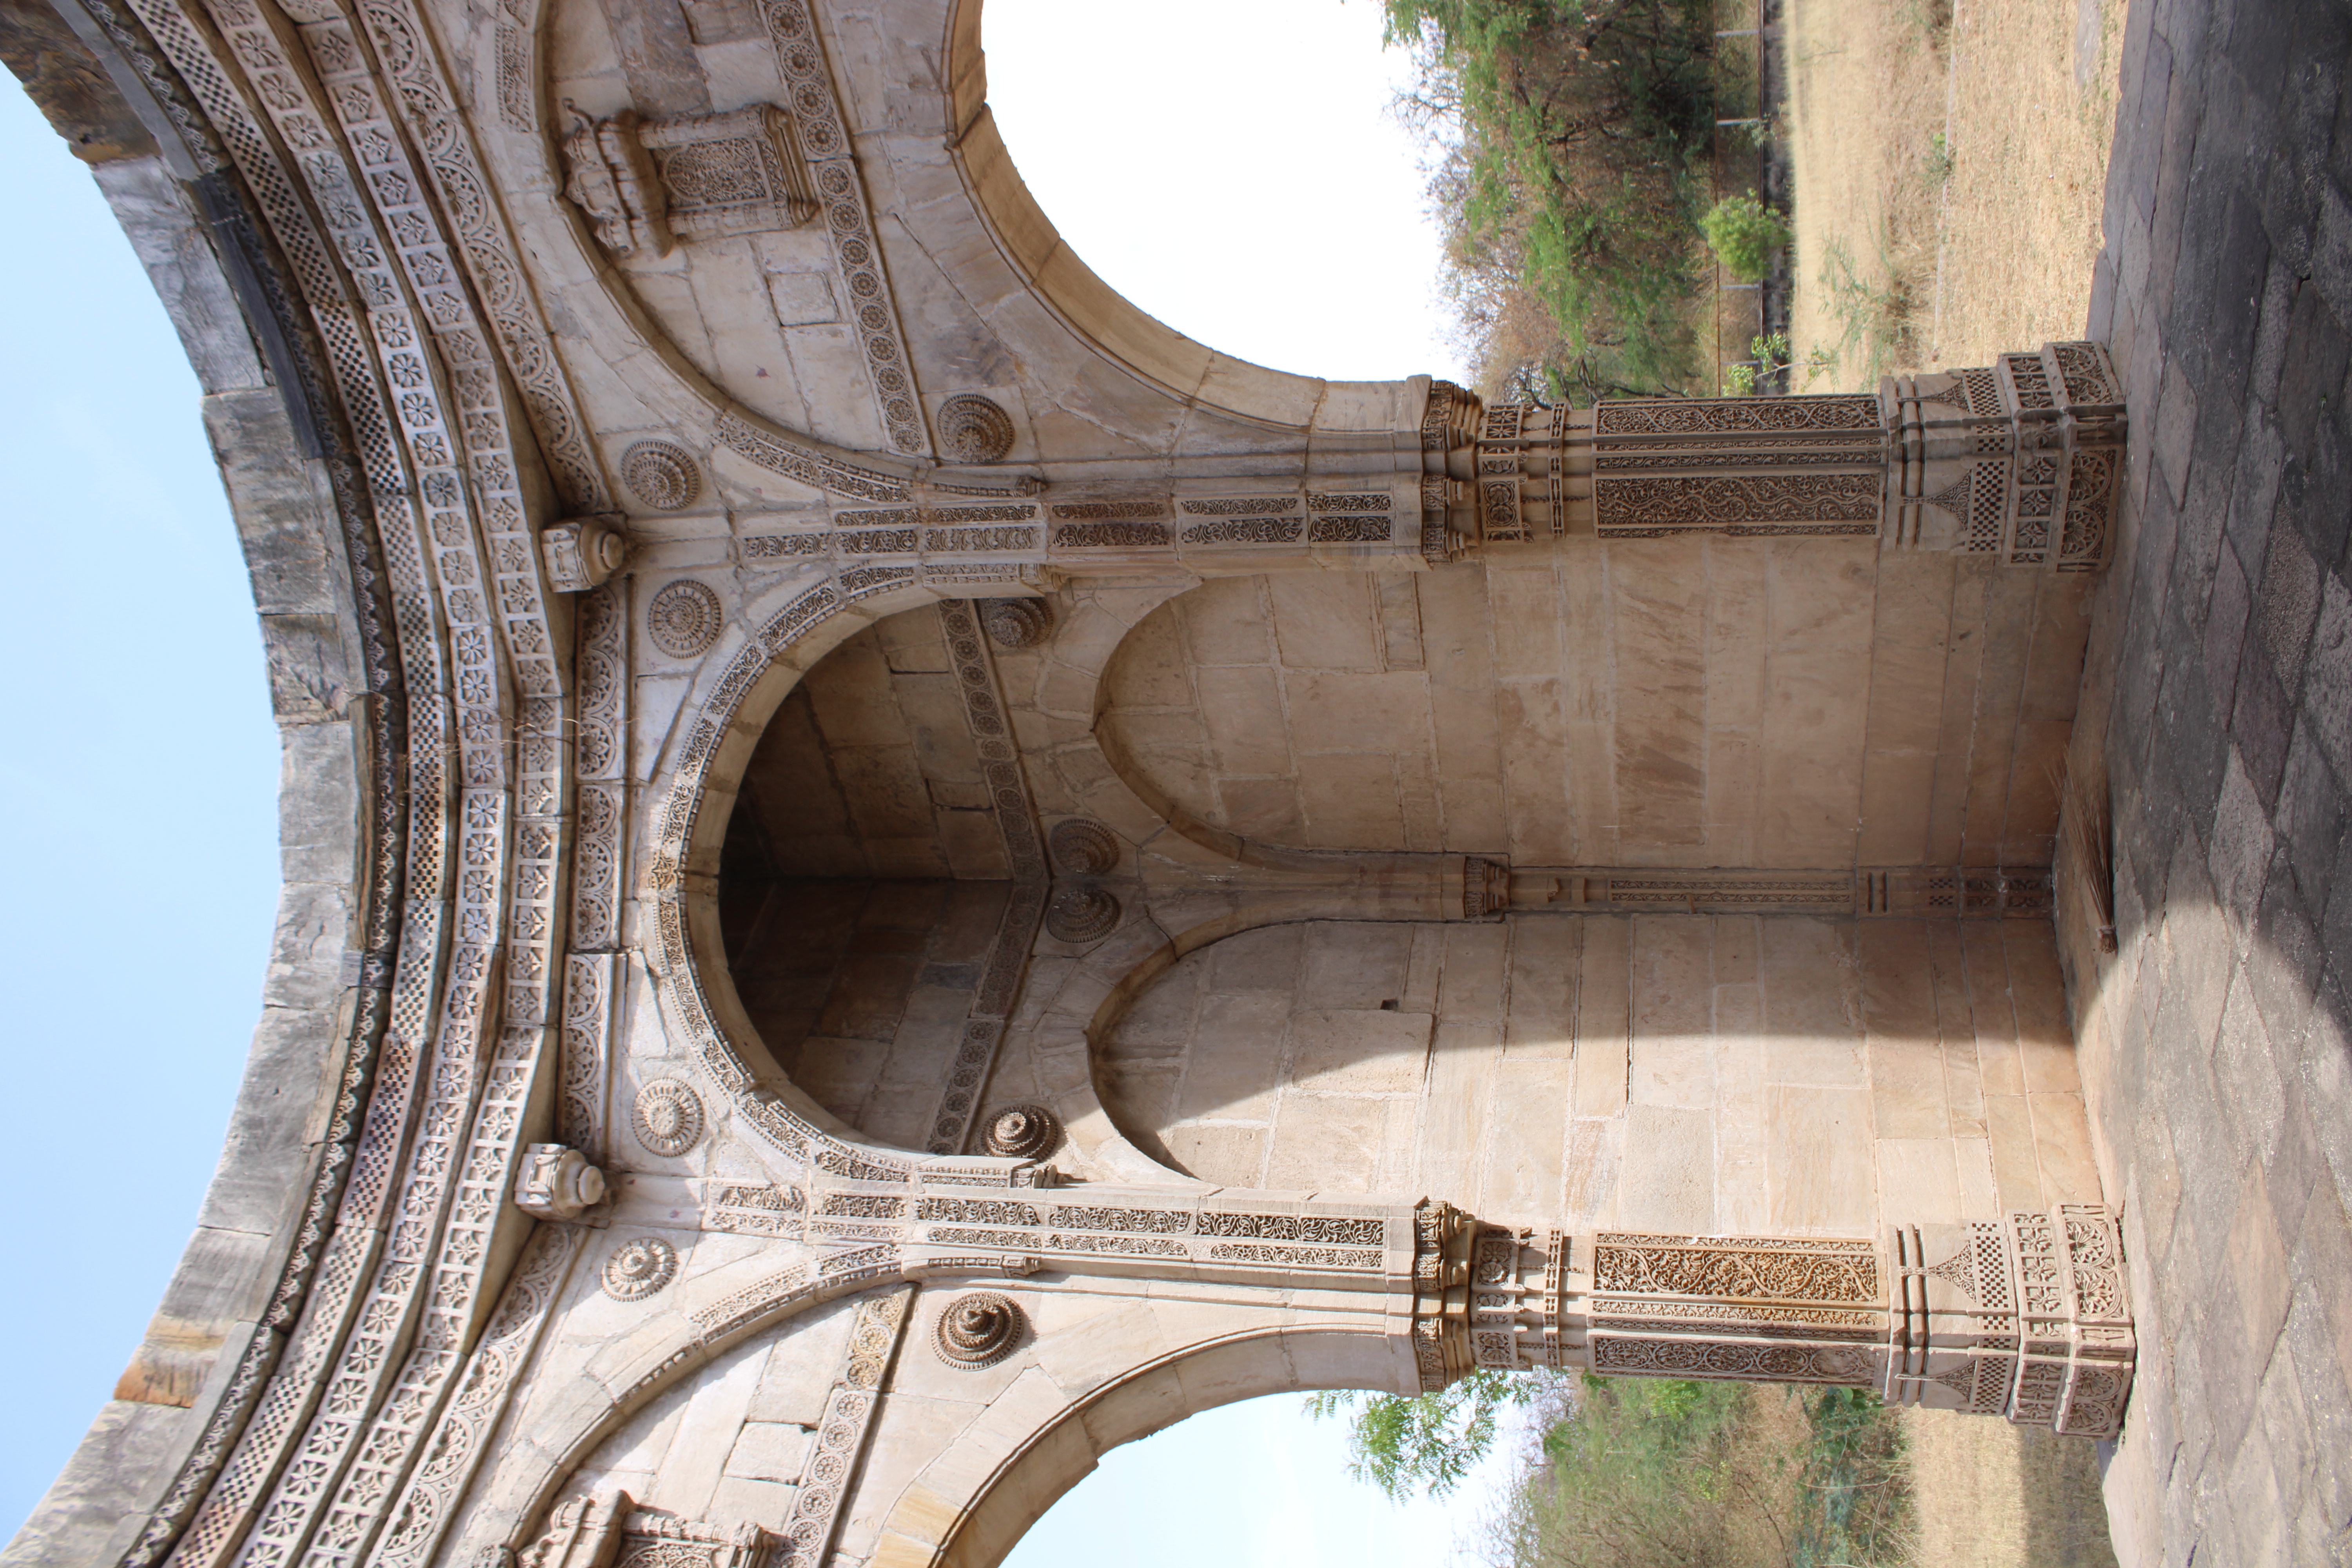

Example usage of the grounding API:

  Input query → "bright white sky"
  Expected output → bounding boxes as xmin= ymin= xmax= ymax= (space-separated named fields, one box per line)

xmin=0 ymin=0 xmax=1494 ymax=1552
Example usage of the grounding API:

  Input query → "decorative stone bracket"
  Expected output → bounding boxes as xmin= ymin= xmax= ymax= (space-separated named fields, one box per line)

xmin=515 ymin=1145 xmax=607 ymax=1221
xmin=1419 ymin=341 xmax=2125 ymax=572
xmin=1410 ymin=1201 xmax=2134 ymax=1437
xmin=541 ymin=516 xmax=629 ymax=592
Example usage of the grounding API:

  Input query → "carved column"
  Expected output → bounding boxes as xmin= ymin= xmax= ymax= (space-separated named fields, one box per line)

xmin=1409 ymin=1202 xmax=2135 ymax=1438
xmin=1420 ymin=341 xmax=2126 ymax=573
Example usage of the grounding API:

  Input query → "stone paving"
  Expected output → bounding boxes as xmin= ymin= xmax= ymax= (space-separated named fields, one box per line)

xmin=2065 ymin=0 xmax=2352 ymax=1559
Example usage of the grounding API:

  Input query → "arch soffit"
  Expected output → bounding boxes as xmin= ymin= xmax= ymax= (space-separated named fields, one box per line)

xmin=641 ymin=571 xmax=1185 ymax=1179
xmin=648 ymin=573 xmax=1365 ymax=1185
xmin=871 ymin=1325 xmax=1408 ymax=1568
xmin=647 ymin=572 xmax=1471 ymax=1181
xmin=641 ymin=572 xmax=1007 ymax=1171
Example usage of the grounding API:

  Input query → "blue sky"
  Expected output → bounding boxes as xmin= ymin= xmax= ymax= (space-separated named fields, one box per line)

xmin=0 ymin=0 xmax=1485 ymax=1553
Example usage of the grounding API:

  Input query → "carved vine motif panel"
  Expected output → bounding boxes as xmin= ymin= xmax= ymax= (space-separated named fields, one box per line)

xmin=1592 ymin=1337 xmax=1874 ymax=1385
xmin=1593 ymin=474 xmax=1882 ymax=535
xmin=1594 ymin=396 xmax=1882 ymax=436
xmin=1592 ymin=1234 xmax=1882 ymax=1302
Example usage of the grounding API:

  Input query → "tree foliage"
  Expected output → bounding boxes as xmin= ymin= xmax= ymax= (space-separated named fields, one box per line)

xmin=1302 ymin=1368 xmax=1538 ymax=1502
xmin=1699 ymin=190 xmax=1791 ymax=281
xmin=1379 ymin=0 xmax=1721 ymax=401
xmin=1317 ymin=1374 xmax=1915 ymax=1568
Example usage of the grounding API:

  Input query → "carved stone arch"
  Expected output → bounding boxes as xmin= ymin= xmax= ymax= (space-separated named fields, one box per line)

xmin=641 ymin=572 xmax=1017 ymax=1173
xmin=867 ymin=1323 xmax=1411 ymax=1568
xmin=444 ymin=1262 xmax=930 ymax=1563
xmin=939 ymin=0 xmax=1405 ymax=434
xmin=474 ymin=0 xmax=947 ymax=485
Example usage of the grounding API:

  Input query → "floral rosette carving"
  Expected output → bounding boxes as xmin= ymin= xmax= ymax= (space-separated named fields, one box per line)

xmin=632 ymin=1079 xmax=705 ymax=1157
xmin=602 ymin=1237 xmax=679 ymax=1301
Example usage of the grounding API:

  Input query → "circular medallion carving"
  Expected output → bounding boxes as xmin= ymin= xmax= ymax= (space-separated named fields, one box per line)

xmin=933 ymin=1292 xmax=1025 ymax=1369
xmin=1047 ymin=818 xmax=1118 ymax=876
xmin=621 ymin=441 xmax=702 ymax=511
xmin=602 ymin=1237 xmax=679 ymax=1301
xmin=631 ymin=1079 xmax=705 ymax=1157
xmin=982 ymin=1103 xmax=1061 ymax=1160
xmin=1045 ymin=883 xmax=1120 ymax=944
xmin=647 ymin=580 xmax=723 ymax=658
xmin=937 ymin=394 xmax=1015 ymax=463
xmin=980 ymin=597 xmax=1053 ymax=649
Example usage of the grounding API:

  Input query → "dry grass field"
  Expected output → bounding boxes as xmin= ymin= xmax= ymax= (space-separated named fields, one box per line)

xmin=1903 ymin=1408 xmax=2122 ymax=1567
xmin=1783 ymin=0 xmax=2128 ymax=387
xmin=1782 ymin=3 xmax=2130 ymax=1555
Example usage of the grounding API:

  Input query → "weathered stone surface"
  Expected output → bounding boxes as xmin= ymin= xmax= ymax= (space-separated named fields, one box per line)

xmin=2 ymin=0 xmax=2229 ymax=1554
xmin=2060 ymin=0 xmax=2352 ymax=1555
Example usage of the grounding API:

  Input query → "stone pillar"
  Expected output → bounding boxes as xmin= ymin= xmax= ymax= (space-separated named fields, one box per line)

xmin=1411 ymin=1201 xmax=2135 ymax=1437
xmin=1421 ymin=341 xmax=2126 ymax=573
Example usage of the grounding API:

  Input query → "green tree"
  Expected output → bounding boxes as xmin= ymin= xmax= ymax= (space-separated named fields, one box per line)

xmin=1302 ymin=1368 xmax=1539 ymax=1501
xmin=1380 ymin=0 xmax=1719 ymax=402
xmin=1700 ymin=191 xmax=1792 ymax=282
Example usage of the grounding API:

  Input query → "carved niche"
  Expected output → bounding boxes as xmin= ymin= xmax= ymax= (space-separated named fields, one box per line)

xmin=561 ymin=104 xmax=818 ymax=258
xmin=522 ymin=1494 xmax=776 ymax=1568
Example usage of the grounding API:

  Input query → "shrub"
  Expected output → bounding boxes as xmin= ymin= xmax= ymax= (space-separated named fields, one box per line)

xmin=1701 ymin=191 xmax=1792 ymax=282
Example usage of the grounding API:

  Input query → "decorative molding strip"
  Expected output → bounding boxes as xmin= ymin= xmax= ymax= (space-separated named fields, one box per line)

xmin=1497 ymin=865 xmax=2055 ymax=918
xmin=1179 ymin=497 xmax=1298 ymax=514
xmin=370 ymin=1223 xmax=587 ymax=1568
xmin=1594 ymin=396 xmax=1882 ymax=436
xmin=752 ymin=0 xmax=928 ymax=455
xmin=775 ymin=1287 xmax=913 ymax=1563
xmin=559 ymin=955 xmax=616 ymax=1157
xmin=714 ymin=411 xmax=909 ymax=503
xmin=929 ymin=600 xmax=1048 ymax=1156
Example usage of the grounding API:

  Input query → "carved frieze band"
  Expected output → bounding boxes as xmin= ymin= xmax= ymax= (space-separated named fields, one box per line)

xmin=68 ymin=7 xmax=421 ymax=1564
xmin=1486 ymin=865 xmax=2053 ymax=919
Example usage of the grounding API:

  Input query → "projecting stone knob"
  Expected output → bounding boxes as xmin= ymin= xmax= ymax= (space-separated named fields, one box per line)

xmin=1045 ymin=883 xmax=1120 ymax=944
xmin=980 ymin=597 xmax=1052 ymax=649
xmin=982 ymin=1103 xmax=1061 ymax=1160
xmin=514 ymin=1143 xmax=607 ymax=1220
xmin=1047 ymin=818 xmax=1118 ymax=876
xmin=933 ymin=1292 xmax=1025 ymax=1368
xmin=539 ymin=515 xmax=629 ymax=592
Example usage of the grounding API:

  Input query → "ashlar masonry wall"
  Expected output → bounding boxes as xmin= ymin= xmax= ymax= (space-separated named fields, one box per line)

xmin=1098 ymin=913 xmax=2104 ymax=1237
xmin=1098 ymin=550 xmax=2094 ymax=868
